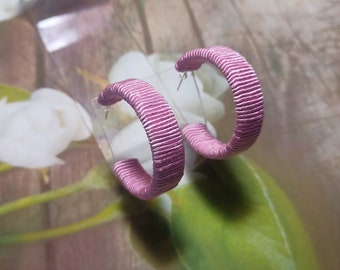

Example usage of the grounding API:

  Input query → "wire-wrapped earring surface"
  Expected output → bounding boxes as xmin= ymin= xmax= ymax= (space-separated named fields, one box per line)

xmin=97 ymin=79 xmax=185 ymax=200
xmin=175 ymin=46 xmax=264 ymax=159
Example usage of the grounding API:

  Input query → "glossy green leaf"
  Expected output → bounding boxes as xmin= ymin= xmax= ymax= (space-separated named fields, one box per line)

xmin=125 ymin=194 xmax=185 ymax=269
xmin=169 ymin=156 xmax=319 ymax=270
xmin=128 ymin=209 xmax=184 ymax=270
xmin=0 ymin=84 xmax=30 ymax=102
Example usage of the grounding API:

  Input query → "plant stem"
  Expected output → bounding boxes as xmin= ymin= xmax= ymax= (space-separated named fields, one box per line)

xmin=0 ymin=163 xmax=114 ymax=216
xmin=0 ymin=200 xmax=123 ymax=244
xmin=0 ymin=180 xmax=88 ymax=216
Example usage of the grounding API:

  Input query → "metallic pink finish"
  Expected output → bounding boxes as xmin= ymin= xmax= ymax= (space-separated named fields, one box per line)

xmin=98 ymin=79 xmax=185 ymax=200
xmin=176 ymin=46 xmax=264 ymax=159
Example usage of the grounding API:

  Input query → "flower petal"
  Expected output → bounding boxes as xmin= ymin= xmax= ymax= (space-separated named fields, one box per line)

xmin=181 ymin=111 xmax=217 ymax=136
xmin=72 ymin=102 xmax=92 ymax=141
xmin=0 ymin=88 xmax=92 ymax=168
xmin=0 ymin=0 xmax=36 ymax=22
xmin=0 ymin=141 xmax=64 ymax=168
xmin=31 ymin=88 xmax=92 ymax=141
xmin=145 ymin=56 xmax=226 ymax=123
xmin=195 ymin=63 xmax=230 ymax=98
xmin=110 ymin=120 xmax=152 ymax=173
xmin=108 ymin=51 xmax=156 ymax=82
xmin=108 ymin=52 xmax=158 ymax=117
xmin=2 ymin=102 xmax=72 ymax=156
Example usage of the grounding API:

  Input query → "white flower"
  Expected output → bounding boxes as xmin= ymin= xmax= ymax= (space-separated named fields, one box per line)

xmin=0 ymin=88 xmax=92 ymax=168
xmin=0 ymin=0 xmax=36 ymax=22
xmin=108 ymin=52 xmax=228 ymax=124
xmin=100 ymin=51 xmax=229 ymax=180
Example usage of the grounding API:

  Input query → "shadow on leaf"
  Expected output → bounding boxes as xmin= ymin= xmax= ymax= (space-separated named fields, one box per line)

xmin=120 ymin=194 xmax=183 ymax=269
xmin=193 ymin=159 xmax=254 ymax=221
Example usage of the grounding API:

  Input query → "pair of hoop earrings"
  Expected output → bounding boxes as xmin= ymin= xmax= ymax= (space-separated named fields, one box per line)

xmin=97 ymin=46 xmax=264 ymax=200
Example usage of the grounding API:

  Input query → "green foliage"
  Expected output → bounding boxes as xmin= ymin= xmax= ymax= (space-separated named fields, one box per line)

xmin=169 ymin=156 xmax=319 ymax=270
xmin=0 ymin=164 xmax=118 ymax=244
xmin=0 ymin=84 xmax=30 ymax=102
xmin=0 ymin=154 xmax=319 ymax=270
xmin=129 ymin=209 xmax=185 ymax=270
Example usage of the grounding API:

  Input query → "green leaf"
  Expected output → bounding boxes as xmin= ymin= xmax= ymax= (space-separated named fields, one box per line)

xmin=169 ymin=156 xmax=319 ymax=270
xmin=125 ymin=194 xmax=186 ymax=269
xmin=128 ymin=209 xmax=185 ymax=270
xmin=0 ymin=84 xmax=30 ymax=102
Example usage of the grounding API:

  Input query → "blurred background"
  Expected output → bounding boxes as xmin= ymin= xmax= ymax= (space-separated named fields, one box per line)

xmin=0 ymin=0 xmax=339 ymax=269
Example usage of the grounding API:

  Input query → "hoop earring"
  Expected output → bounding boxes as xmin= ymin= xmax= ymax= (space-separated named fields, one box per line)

xmin=175 ymin=46 xmax=264 ymax=159
xmin=97 ymin=79 xmax=185 ymax=200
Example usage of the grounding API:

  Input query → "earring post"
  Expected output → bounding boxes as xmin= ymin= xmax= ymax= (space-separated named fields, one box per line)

xmin=176 ymin=72 xmax=188 ymax=91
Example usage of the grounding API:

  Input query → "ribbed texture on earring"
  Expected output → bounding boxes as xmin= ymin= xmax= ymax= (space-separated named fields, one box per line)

xmin=175 ymin=46 xmax=264 ymax=159
xmin=98 ymin=79 xmax=185 ymax=199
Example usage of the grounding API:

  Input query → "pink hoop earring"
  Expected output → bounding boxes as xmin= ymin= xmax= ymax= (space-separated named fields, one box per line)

xmin=175 ymin=46 xmax=264 ymax=159
xmin=97 ymin=79 xmax=185 ymax=200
